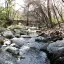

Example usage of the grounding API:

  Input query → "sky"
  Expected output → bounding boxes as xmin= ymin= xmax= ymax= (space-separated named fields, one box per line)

xmin=0 ymin=0 xmax=64 ymax=11
xmin=15 ymin=0 xmax=24 ymax=10
xmin=0 ymin=0 xmax=24 ymax=11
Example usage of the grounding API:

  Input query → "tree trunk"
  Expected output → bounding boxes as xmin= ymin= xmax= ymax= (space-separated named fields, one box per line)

xmin=47 ymin=0 xmax=53 ymax=28
xmin=39 ymin=5 xmax=49 ymax=28
xmin=52 ymin=5 xmax=61 ymax=27
xmin=54 ymin=5 xmax=64 ymax=22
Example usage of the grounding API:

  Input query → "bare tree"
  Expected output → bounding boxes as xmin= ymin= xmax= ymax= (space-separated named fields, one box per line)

xmin=52 ymin=4 xmax=61 ymax=27
xmin=23 ymin=0 xmax=64 ymax=28
xmin=47 ymin=0 xmax=53 ymax=28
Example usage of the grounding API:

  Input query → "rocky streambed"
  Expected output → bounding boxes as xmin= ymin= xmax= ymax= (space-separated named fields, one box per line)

xmin=0 ymin=26 xmax=64 ymax=64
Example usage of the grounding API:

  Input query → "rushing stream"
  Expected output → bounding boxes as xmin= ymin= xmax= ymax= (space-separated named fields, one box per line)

xmin=0 ymin=27 xmax=51 ymax=64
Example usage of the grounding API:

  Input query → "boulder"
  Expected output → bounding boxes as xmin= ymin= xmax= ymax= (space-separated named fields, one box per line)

xmin=4 ymin=39 xmax=11 ymax=45
xmin=11 ymin=37 xmax=26 ymax=46
xmin=3 ymin=30 xmax=14 ymax=39
xmin=10 ymin=43 xmax=19 ymax=48
xmin=47 ymin=40 xmax=64 ymax=53
xmin=1 ymin=44 xmax=19 ymax=55
xmin=6 ymin=46 xmax=19 ymax=55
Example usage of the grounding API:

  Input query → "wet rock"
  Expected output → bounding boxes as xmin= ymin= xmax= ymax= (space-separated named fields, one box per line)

xmin=3 ymin=30 xmax=14 ymax=39
xmin=47 ymin=40 xmax=64 ymax=53
xmin=6 ymin=46 xmax=19 ymax=55
xmin=10 ymin=43 xmax=19 ymax=48
xmin=11 ymin=37 xmax=26 ymax=46
xmin=4 ymin=39 xmax=11 ymax=45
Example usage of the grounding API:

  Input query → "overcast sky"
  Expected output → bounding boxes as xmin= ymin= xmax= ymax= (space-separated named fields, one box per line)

xmin=15 ymin=0 xmax=24 ymax=10
xmin=0 ymin=0 xmax=64 ymax=11
xmin=0 ymin=0 xmax=24 ymax=10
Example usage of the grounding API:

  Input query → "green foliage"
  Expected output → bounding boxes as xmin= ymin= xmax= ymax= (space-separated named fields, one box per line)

xmin=0 ymin=0 xmax=15 ymax=27
xmin=7 ymin=24 xmax=24 ymax=29
xmin=0 ymin=6 xmax=7 ymax=27
xmin=0 ymin=0 xmax=23 ymax=27
xmin=52 ymin=17 xmax=62 ymax=25
xmin=52 ymin=17 xmax=58 ymax=24
xmin=0 ymin=7 xmax=6 ymax=20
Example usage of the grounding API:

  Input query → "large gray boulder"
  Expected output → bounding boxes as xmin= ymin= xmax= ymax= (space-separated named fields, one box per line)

xmin=0 ymin=51 xmax=17 ymax=64
xmin=3 ymin=30 xmax=14 ymax=38
xmin=1 ymin=44 xmax=19 ymax=55
xmin=18 ymin=46 xmax=50 ymax=64
xmin=11 ymin=37 xmax=26 ymax=46
xmin=6 ymin=46 xmax=19 ymax=55
xmin=47 ymin=40 xmax=64 ymax=53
